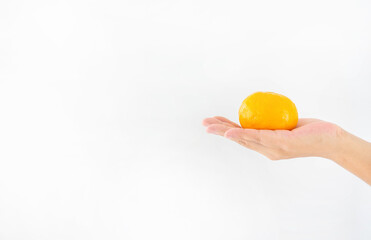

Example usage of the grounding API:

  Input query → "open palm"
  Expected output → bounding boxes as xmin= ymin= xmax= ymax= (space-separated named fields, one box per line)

xmin=203 ymin=116 xmax=342 ymax=160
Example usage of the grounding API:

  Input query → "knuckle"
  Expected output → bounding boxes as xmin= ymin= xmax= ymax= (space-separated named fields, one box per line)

xmin=236 ymin=139 xmax=247 ymax=146
xmin=242 ymin=141 xmax=254 ymax=148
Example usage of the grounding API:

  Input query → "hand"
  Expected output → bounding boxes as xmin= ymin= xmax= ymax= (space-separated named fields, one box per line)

xmin=203 ymin=116 xmax=371 ymax=185
xmin=202 ymin=116 xmax=342 ymax=160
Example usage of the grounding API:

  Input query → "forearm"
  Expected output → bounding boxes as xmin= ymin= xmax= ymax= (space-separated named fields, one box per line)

xmin=330 ymin=129 xmax=371 ymax=185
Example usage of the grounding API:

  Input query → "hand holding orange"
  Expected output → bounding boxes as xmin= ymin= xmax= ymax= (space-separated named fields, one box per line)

xmin=238 ymin=92 xmax=298 ymax=130
xmin=202 ymin=92 xmax=371 ymax=185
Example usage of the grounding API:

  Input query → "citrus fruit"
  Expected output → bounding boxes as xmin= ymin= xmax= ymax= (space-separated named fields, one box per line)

xmin=238 ymin=92 xmax=298 ymax=130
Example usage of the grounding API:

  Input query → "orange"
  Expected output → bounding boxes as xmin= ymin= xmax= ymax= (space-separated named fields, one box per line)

xmin=238 ymin=92 xmax=298 ymax=130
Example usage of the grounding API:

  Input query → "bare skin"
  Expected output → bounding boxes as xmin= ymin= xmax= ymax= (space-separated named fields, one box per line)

xmin=202 ymin=116 xmax=371 ymax=185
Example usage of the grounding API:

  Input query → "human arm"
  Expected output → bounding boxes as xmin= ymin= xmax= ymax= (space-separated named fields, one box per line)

xmin=202 ymin=116 xmax=371 ymax=185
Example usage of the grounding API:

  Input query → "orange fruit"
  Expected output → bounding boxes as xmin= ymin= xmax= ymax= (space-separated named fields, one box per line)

xmin=238 ymin=92 xmax=298 ymax=130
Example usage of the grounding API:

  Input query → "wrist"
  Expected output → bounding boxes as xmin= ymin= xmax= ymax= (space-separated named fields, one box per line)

xmin=328 ymin=126 xmax=368 ymax=165
xmin=327 ymin=126 xmax=371 ymax=185
xmin=326 ymin=125 xmax=349 ymax=164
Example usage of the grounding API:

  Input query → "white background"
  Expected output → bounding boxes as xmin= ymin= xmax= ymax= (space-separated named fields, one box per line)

xmin=1 ymin=0 xmax=371 ymax=239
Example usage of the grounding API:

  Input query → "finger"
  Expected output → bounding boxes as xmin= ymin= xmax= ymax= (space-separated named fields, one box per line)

xmin=202 ymin=117 xmax=222 ymax=127
xmin=224 ymin=128 xmax=262 ymax=143
xmin=223 ymin=130 xmax=275 ymax=158
xmin=213 ymin=116 xmax=241 ymax=128
xmin=203 ymin=117 xmax=239 ymax=128
xmin=206 ymin=124 xmax=234 ymax=136
xmin=225 ymin=127 xmax=294 ymax=150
